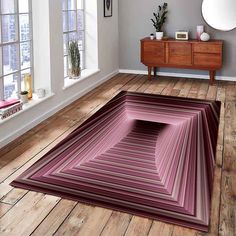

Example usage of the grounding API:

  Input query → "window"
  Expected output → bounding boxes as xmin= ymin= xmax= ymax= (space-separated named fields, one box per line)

xmin=62 ymin=0 xmax=85 ymax=79
xmin=0 ymin=0 xmax=32 ymax=100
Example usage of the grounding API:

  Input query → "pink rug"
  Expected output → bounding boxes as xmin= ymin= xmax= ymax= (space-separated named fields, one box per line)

xmin=11 ymin=91 xmax=221 ymax=232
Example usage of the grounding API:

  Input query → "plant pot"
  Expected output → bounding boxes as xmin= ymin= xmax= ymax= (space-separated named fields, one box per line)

xmin=69 ymin=68 xmax=81 ymax=79
xmin=20 ymin=94 xmax=28 ymax=104
xmin=156 ymin=32 xmax=164 ymax=40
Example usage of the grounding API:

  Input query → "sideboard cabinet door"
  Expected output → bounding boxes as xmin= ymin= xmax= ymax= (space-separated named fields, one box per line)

xmin=142 ymin=42 xmax=165 ymax=65
xmin=168 ymin=42 xmax=192 ymax=66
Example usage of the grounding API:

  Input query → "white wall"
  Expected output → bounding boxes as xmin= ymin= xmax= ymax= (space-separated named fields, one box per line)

xmin=0 ymin=0 xmax=119 ymax=148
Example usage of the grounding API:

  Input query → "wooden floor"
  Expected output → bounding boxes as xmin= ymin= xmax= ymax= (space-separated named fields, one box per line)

xmin=0 ymin=74 xmax=235 ymax=236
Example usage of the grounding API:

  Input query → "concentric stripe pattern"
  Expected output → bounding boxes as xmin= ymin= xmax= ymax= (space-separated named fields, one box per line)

xmin=11 ymin=91 xmax=221 ymax=232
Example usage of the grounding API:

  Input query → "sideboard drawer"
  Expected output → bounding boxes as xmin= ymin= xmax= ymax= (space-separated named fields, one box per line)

xmin=193 ymin=44 xmax=222 ymax=54
xmin=193 ymin=53 xmax=222 ymax=67
xmin=142 ymin=42 xmax=165 ymax=64
xmin=168 ymin=43 xmax=192 ymax=65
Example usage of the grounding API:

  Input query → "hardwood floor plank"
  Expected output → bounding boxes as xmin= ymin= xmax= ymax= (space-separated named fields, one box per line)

xmin=0 ymin=203 xmax=12 ymax=218
xmin=0 ymin=192 xmax=60 ymax=236
xmin=178 ymin=79 xmax=193 ymax=97
xmin=206 ymin=84 xmax=218 ymax=100
xmin=54 ymin=205 xmax=112 ymax=236
xmin=148 ymin=221 xmax=173 ymax=236
xmin=100 ymin=212 xmax=132 ymax=236
xmin=31 ymin=199 xmax=77 ymax=236
xmin=173 ymin=78 xmax=186 ymax=90
xmin=197 ymin=80 xmax=209 ymax=100
xmin=124 ymin=216 xmax=152 ymax=236
xmin=0 ymin=188 xmax=27 ymax=205
xmin=171 ymin=226 xmax=197 ymax=236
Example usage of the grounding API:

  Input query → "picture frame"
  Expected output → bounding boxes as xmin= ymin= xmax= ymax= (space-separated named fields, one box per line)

xmin=104 ymin=0 xmax=112 ymax=17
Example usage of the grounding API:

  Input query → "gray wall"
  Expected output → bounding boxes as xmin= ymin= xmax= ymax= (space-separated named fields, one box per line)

xmin=118 ymin=0 xmax=236 ymax=78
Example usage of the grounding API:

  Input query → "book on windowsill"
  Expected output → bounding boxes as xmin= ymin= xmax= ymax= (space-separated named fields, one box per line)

xmin=0 ymin=99 xmax=20 ymax=109
xmin=0 ymin=102 xmax=23 ymax=120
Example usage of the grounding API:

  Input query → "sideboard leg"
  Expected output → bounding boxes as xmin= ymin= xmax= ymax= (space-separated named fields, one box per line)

xmin=209 ymin=71 xmax=216 ymax=84
xmin=154 ymin=67 xmax=157 ymax=77
xmin=148 ymin=67 xmax=152 ymax=80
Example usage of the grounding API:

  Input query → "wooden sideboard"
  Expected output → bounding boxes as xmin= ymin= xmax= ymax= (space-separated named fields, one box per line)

xmin=141 ymin=38 xmax=223 ymax=83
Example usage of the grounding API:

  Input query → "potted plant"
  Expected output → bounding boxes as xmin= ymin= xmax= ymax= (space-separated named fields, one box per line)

xmin=68 ymin=40 xmax=81 ymax=79
xmin=20 ymin=91 xmax=29 ymax=104
xmin=151 ymin=2 xmax=168 ymax=40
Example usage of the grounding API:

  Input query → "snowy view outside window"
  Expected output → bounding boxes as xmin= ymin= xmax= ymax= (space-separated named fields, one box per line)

xmin=0 ymin=0 xmax=32 ymax=100
xmin=62 ymin=0 xmax=85 ymax=78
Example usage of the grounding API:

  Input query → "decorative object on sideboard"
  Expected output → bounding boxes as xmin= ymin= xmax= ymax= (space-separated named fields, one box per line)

xmin=20 ymin=91 xmax=29 ymax=104
xmin=68 ymin=40 xmax=81 ymax=79
xmin=150 ymin=33 xmax=155 ymax=40
xmin=175 ymin=31 xmax=189 ymax=41
xmin=151 ymin=2 xmax=168 ymax=40
xmin=200 ymin=32 xmax=210 ymax=41
xmin=24 ymin=73 xmax=33 ymax=99
xmin=202 ymin=0 xmax=236 ymax=31
xmin=196 ymin=25 xmax=204 ymax=40
xmin=36 ymin=88 xmax=46 ymax=99
xmin=104 ymin=0 xmax=112 ymax=17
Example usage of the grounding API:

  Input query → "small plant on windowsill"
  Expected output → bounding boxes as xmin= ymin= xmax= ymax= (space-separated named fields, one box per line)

xmin=68 ymin=40 xmax=81 ymax=79
xmin=151 ymin=2 xmax=168 ymax=40
xmin=20 ymin=91 xmax=29 ymax=104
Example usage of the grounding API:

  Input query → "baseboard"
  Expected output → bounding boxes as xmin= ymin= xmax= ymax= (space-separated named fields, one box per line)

xmin=119 ymin=69 xmax=236 ymax=82
xmin=0 ymin=69 xmax=119 ymax=149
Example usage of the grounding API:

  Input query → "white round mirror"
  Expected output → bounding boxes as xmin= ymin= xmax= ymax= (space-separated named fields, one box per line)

xmin=202 ymin=0 xmax=236 ymax=31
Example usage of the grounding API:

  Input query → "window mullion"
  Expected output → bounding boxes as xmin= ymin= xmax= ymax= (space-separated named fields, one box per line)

xmin=28 ymin=0 xmax=34 ymax=91
xmin=0 ymin=1 xmax=3 ymax=100
xmin=16 ymin=0 xmax=21 ymax=95
xmin=0 ymin=78 xmax=4 ymax=100
xmin=82 ymin=0 xmax=85 ymax=69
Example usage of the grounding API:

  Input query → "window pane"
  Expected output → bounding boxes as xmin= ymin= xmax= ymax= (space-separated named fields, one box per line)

xmin=20 ymin=14 xmax=30 ymax=41
xmin=68 ymin=11 xmax=76 ymax=31
xmin=78 ymin=31 xmax=84 ymax=50
xmin=68 ymin=0 xmax=76 ymax=10
xmin=20 ymin=42 xmax=31 ymax=69
xmin=19 ymin=0 xmax=29 ymax=13
xmin=3 ymin=44 xmax=19 ymax=75
xmin=1 ymin=0 xmax=15 ymax=14
xmin=69 ymin=32 xmax=78 ymax=41
xmin=64 ymin=56 xmax=68 ymax=77
xmin=77 ymin=0 xmax=83 ymax=9
xmin=2 ymin=15 xmax=17 ymax=43
xmin=77 ymin=10 xmax=84 ymax=31
xmin=4 ymin=74 xmax=18 ymax=100
xmin=63 ymin=12 xmax=68 ymax=32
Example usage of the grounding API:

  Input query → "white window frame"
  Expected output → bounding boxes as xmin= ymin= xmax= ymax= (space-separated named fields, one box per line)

xmin=0 ymin=0 xmax=33 ymax=101
xmin=63 ymin=0 xmax=85 ymax=79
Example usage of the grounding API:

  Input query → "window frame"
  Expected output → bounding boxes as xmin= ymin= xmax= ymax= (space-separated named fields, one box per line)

xmin=0 ymin=0 xmax=33 ymax=101
xmin=62 ymin=0 xmax=85 ymax=79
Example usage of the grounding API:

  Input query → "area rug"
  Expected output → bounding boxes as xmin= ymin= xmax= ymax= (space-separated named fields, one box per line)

xmin=11 ymin=91 xmax=221 ymax=232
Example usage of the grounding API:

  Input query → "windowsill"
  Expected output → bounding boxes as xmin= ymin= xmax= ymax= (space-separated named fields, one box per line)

xmin=0 ymin=92 xmax=55 ymax=125
xmin=63 ymin=68 xmax=100 ymax=90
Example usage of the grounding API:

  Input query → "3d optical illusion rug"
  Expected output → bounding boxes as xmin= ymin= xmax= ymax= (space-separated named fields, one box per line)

xmin=11 ymin=91 xmax=221 ymax=232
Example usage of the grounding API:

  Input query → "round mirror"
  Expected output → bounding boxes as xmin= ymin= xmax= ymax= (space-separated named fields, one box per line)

xmin=202 ymin=0 xmax=236 ymax=31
